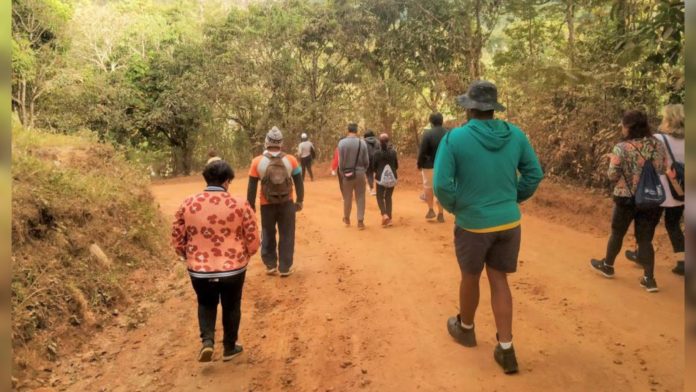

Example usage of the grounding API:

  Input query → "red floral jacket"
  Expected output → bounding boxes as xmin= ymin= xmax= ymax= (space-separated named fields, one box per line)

xmin=172 ymin=186 xmax=260 ymax=278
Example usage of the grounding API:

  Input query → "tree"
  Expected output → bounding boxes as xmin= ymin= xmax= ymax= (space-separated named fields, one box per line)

xmin=11 ymin=0 xmax=71 ymax=127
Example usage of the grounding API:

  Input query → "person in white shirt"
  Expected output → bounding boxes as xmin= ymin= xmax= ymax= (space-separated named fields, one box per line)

xmin=297 ymin=133 xmax=316 ymax=182
xmin=625 ymin=104 xmax=685 ymax=275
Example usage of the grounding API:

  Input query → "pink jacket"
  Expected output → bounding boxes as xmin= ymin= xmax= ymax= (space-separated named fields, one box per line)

xmin=172 ymin=187 xmax=260 ymax=278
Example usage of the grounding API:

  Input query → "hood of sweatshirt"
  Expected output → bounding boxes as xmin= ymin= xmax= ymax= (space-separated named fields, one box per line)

xmin=467 ymin=119 xmax=512 ymax=151
xmin=364 ymin=136 xmax=378 ymax=146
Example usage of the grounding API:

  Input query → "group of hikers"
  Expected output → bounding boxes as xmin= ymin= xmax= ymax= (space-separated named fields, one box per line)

xmin=171 ymin=80 xmax=685 ymax=374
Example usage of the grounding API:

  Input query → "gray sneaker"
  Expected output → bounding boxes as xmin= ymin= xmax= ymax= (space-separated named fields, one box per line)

xmin=447 ymin=315 xmax=477 ymax=347
xmin=425 ymin=209 xmax=436 ymax=220
xmin=494 ymin=343 xmax=519 ymax=374
xmin=222 ymin=344 xmax=243 ymax=362
xmin=198 ymin=343 xmax=214 ymax=362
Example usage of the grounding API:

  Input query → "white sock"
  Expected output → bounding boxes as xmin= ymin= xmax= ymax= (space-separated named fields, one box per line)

xmin=499 ymin=341 xmax=513 ymax=350
xmin=460 ymin=321 xmax=474 ymax=330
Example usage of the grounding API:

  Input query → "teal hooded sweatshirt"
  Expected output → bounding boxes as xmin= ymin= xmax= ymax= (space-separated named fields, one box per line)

xmin=433 ymin=119 xmax=543 ymax=231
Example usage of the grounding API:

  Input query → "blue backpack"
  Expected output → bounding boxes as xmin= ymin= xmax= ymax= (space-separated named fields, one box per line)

xmin=624 ymin=142 xmax=666 ymax=210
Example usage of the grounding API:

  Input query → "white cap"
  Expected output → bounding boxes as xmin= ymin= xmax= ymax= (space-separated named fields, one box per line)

xmin=301 ymin=133 xmax=308 ymax=139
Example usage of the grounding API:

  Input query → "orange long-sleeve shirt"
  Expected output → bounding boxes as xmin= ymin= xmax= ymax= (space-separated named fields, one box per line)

xmin=172 ymin=186 xmax=260 ymax=278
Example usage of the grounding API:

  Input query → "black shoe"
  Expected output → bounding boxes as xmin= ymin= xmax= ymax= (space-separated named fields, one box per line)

xmin=590 ymin=259 xmax=615 ymax=278
xmin=672 ymin=261 xmax=685 ymax=276
xmin=446 ymin=315 xmax=477 ymax=347
xmin=494 ymin=343 xmax=519 ymax=374
xmin=437 ymin=213 xmax=445 ymax=223
xmin=222 ymin=344 xmax=243 ymax=362
xmin=342 ymin=217 xmax=350 ymax=227
xmin=624 ymin=250 xmax=641 ymax=265
xmin=198 ymin=343 xmax=214 ymax=362
xmin=639 ymin=276 xmax=659 ymax=293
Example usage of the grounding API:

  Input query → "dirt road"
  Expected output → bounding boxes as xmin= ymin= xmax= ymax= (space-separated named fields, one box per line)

xmin=55 ymin=175 xmax=684 ymax=392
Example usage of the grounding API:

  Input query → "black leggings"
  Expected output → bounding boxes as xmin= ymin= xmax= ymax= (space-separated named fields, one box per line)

xmin=191 ymin=272 xmax=246 ymax=349
xmin=604 ymin=198 xmax=661 ymax=278
xmin=376 ymin=185 xmax=394 ymax=218
xmin=664 ymin=206 xmax=685 ymax=253
xmin=301 ymin=156 xmax=314 ymax=181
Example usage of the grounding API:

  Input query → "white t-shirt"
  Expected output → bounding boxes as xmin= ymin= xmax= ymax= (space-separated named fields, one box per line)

xmin=298 ymin=141 xmax=314 ymax=158
xmin=655 ymin=133 xmax=684 ymax=208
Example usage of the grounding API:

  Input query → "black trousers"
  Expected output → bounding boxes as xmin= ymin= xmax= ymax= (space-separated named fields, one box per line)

xmin=664 ymin=206 xmax=685 ymax=253
xmin=260 ymin=202 xmax=296 ymax=273
xmin=191 ymin=272 xmax=246 ymax=349
xmin=376 ymin=184 xmax=394 ymax=218
xmin=604 ymin=198 xmax=661 ymax=278
xmin=366 ymin=168 xmax=375 ymax=190
xmin=301 ymin=156 xmax=314 ymax=181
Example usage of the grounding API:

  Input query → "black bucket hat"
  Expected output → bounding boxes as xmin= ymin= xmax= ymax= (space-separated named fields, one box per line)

xmin=456 ymin=80 xmax=506 ymax=112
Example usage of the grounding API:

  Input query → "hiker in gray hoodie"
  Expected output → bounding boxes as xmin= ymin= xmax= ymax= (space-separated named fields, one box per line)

xmin=363 ymin=130 xmax=379 ymax=196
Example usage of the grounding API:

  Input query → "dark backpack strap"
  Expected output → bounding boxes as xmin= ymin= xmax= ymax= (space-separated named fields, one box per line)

xmin=625 ymin=141 xmax=654 ymax=161
xmin=660 ymin=134 xmax=677 ymax=164
xmin=352 ymin=140 xmax=361 ymax=170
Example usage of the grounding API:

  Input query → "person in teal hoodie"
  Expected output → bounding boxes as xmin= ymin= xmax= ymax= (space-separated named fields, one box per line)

xmin=434 ymin=80 xmax=543 ymax=375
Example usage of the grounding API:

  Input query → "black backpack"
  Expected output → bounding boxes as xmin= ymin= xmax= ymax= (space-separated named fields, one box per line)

xmin=660 ymin=134 xmax=685 ymax=202
xmin=624 ymin=142 xmax=666 ymax=210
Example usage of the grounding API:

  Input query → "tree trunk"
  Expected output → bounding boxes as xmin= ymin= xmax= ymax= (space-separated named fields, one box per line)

xmin=566 ymin=0 xmax=575 ymax=68
xmin=469 ymin=0 xmax=483 ymax=80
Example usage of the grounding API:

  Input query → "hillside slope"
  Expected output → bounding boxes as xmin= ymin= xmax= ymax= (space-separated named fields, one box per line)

xmin=11 ymin=125 xmax=171 ymax=388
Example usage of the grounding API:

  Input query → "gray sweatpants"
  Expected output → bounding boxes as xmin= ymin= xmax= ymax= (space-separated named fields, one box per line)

xmin=342 ymin=172 xmax=366 ymax=221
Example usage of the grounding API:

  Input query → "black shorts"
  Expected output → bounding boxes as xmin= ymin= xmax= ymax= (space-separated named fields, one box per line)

xmin=454 ymin=225 xmax=521 ymax=274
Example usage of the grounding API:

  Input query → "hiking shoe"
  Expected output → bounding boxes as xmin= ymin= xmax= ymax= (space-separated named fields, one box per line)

xmin=279 ymin=267 xmax=295 ymax=278
xmin=590 ymin=259 xmax=614 ymax=278
xmin=640 ymin=276 xmax=659 ymax=293
xmin=342 ymin=217 xmax=350 ymax=227
xmin=494 ymin=344 xmax=519 ymax=374
xmin=624 ymin=250 xmax=641 ymax=265
xmin=357 ymin=221 xmax=365 ymax=230
xmin=437 ymin=213 xmax=445 ymax=223
xmin=446 ymin=315 xmax=477 ymax=347
xmin=198 ymin=344 xmax=214 ymax=363
xmin=222 ymin=345 xmax=243 ymax=362
xmin=672 ymin=261 xmax=685 ymax=276
xmin=425 ymin=209 xmax=436 ymax=220
xmin=266 ymin=267 xmax=278 ymax=275
xmin=381 ymin=215 xmax=389 ymax=226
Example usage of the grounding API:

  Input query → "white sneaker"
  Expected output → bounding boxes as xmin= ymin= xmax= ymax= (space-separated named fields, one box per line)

xmin=266 ymin=267 xmax=278 ymax=275
xmin=279 ymin=267 xmax=295 ymax=277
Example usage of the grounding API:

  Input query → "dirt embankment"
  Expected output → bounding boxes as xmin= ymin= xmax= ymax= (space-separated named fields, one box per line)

xmin=11 ymin=128 xmax=172 ymax=389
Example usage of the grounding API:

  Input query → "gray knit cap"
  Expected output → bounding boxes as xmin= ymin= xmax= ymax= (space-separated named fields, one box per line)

xmin=265 ymin=126 xmax=283 ymax=148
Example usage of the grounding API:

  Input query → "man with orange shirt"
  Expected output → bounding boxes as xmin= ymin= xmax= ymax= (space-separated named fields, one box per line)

xmin=247 ymin=127 xmax=304 ymax=277
xmin=172 ymin=160 xmax=260 ymax=363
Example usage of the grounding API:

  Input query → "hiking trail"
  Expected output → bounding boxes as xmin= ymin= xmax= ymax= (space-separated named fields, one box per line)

xmin=52 ymin=175 xmax=683 ymax=392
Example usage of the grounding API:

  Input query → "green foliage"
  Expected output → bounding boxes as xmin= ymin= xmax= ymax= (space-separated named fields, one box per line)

xmin=12 ymin=0 xmax=685 ymax=184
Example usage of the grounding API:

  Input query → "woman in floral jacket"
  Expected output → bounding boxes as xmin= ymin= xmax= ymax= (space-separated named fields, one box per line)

xmin=591 ymin=110 xmax=668 ymax=293
xmin=172 ymin=160 xmax=260 ymax=362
